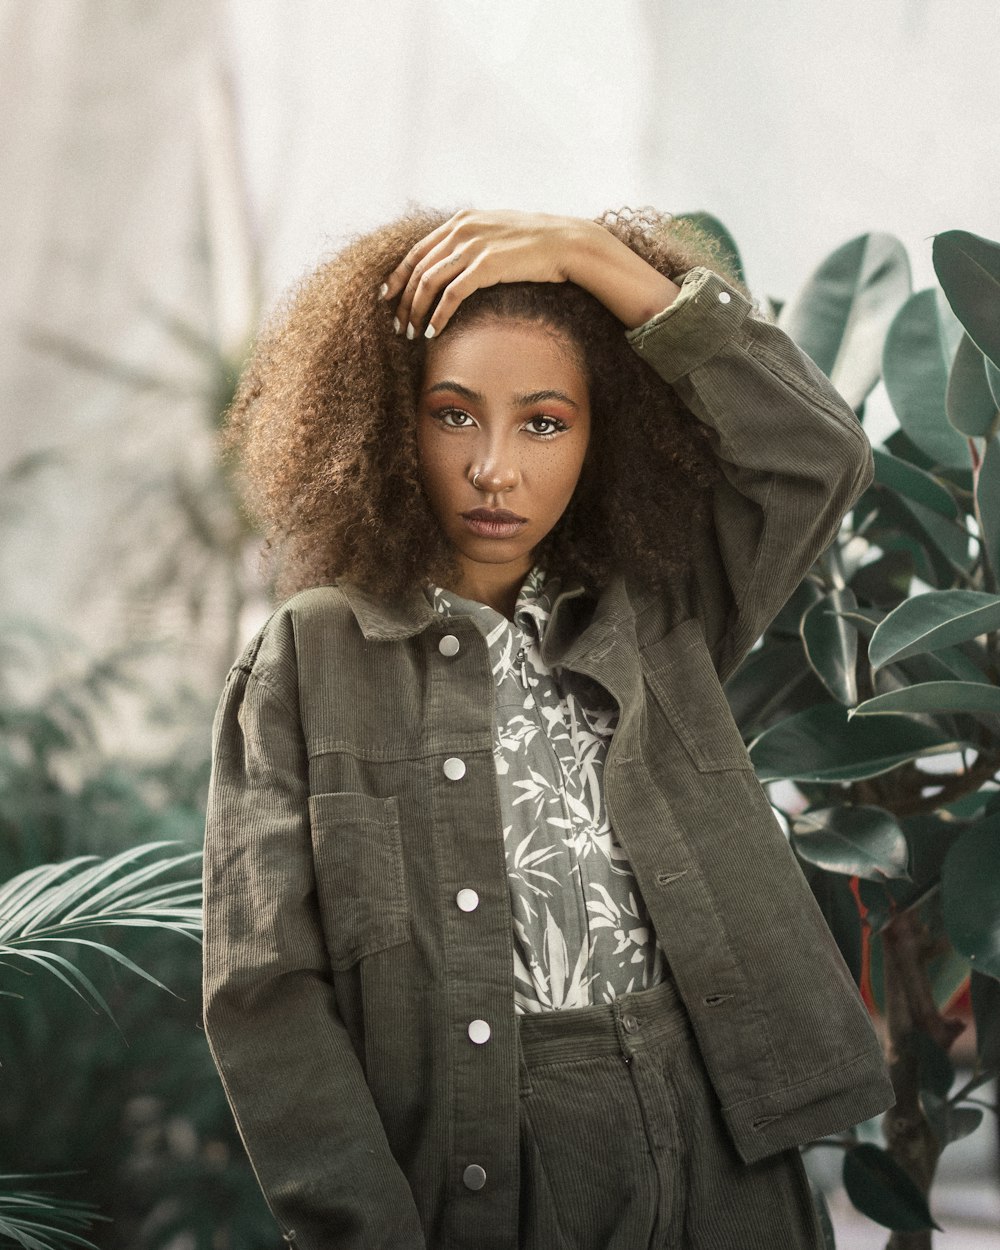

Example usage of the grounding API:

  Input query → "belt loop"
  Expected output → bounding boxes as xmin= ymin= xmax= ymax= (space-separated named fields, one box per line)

xmin=516 ymin=1024 xmax=533 ymax=1096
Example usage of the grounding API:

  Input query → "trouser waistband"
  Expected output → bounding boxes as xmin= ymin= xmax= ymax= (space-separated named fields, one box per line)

xmin=516 ymin=975 xmax=691 ymax=1076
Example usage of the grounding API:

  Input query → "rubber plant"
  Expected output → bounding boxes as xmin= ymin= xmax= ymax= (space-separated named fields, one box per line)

xmin=699 ymin=220 xmax=1000 ymax=1248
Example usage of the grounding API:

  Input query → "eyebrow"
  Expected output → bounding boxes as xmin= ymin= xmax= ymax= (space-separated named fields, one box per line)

xmin=423 ymin=380 xmax=580 ymax=410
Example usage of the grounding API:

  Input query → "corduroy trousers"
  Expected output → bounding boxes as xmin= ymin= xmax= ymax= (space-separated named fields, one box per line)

xmin=516 ymin=975 xmax=825 ymax=1249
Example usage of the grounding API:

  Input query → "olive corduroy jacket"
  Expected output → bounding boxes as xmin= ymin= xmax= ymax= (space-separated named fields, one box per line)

xmin=202 ymin=267 xmax=895 ymax=1250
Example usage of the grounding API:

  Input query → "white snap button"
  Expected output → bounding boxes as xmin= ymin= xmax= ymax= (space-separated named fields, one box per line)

xmin=718 ymin=291 xmax=732 ymax=304
xmin=438 ymin=634 xmax=460 ymax=657
xmin=456 ymin=888 xmax=480 ymax=912
xmin=463 ymin=1163 xmax=487 ymax=1191
xmin=468 ymin=1018 xmax=491 ymax=1044
xmin=443 ymin=756 xmax=466 ymax=781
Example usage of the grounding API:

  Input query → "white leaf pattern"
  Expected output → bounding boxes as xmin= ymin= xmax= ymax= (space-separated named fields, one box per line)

xmin=426 ymin=564 xmax=667 ymax=1014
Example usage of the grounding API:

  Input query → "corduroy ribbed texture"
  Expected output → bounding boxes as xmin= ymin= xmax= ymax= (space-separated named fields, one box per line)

xmin=202 ymin=268 xmax=894 ymax=1249
xmin=517 ymin=977 xmax=824 ymax=1248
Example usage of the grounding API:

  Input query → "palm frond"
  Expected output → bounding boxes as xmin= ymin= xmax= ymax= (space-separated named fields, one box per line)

xmin=0 ymin=1174 xmax=106 ymax=1250
xmin=0 ymin=843 xmax=202 ymax=1019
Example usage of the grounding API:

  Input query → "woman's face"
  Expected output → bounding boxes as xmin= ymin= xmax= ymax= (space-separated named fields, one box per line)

xmin=416 ymin=317 xmax=591 ymax=593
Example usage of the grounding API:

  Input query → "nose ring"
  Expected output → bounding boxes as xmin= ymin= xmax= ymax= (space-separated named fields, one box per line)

xmin=472 ymin=471 xmax=482 ymax=489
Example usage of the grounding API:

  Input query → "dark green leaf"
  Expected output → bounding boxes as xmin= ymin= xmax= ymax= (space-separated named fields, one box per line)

xmin=883 ymin=289 xmax=969 ymax=469
xmin=977 ymin=435 xmax=1000 ymax=585
xmin=850 ymin=680 xmax=1000 ymax=718
xmin=920 ymin=1090 xmax=983 ymax=1147
xmin=867 ymin=590 xmax=1000 ymax=670
xmin=932 ymin=229 xmax=1000 ymax=369
xmin=800 ymin=589 xmax=859 ymax=705
xmin=970 ymin=970 xmax=1000 ymax=1069
xmin=842 ymin=1143 xmax=941 ymax=1231
xmin=946 ymin=332 xmax=999 ymax=437
xmin=872 ymin=447 xmax=959 ymax=518
xmin=804 ymin=865 xmax=864 ymax=983
xmin=941 ymin=813 xmax=1000 ymax=977
xmin=792 ymin=805 xmax=909 ymax=881
xmin=778 ymin=233 xmax=911 ymax=409
xmin=748 ymin=703 xmax=968 ymax=783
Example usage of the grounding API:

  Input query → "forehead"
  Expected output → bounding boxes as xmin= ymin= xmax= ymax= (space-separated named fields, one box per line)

xmin=420 ymin=318 xmax=588 ymax=394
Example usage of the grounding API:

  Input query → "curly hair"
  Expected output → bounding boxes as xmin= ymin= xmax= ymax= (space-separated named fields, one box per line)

xmin=221 ymin=206 xmax=750 ymax=604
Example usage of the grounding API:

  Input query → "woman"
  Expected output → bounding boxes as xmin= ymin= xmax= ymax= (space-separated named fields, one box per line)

xmin=203 ymin=207 xmax=894 ymax=1249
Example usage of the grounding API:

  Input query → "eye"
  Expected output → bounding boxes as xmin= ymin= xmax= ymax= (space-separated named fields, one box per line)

xmin=524 ymin=414 xmax=570 ymax=437
xmin=432 ymin=407 xmax=475 ymax=428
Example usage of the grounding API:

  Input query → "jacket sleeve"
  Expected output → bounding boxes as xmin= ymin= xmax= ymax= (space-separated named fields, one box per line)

xmin=202 ymin=644 xmax=426 ymax=1250
xmin=625 ymin=265 xmax=874 ymax=686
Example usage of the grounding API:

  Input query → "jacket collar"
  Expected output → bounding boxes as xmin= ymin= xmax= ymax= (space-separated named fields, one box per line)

xmin=337 ymin=570 xmax=639 ymax=668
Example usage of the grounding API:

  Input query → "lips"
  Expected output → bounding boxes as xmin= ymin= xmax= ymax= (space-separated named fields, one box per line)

xmin=461 ymin=507 xmax=528 ymax=523
xmin=459 ymin=507 xmax=529 ymax=540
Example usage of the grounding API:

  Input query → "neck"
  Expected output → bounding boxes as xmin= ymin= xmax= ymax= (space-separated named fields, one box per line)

xmin=450 ymin=557 xmax=534 ymax=620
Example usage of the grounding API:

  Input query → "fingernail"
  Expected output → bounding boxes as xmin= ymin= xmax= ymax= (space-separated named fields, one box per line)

xmin=424 ymin=324 xmax=436 ymax=339
xmin=378 ymin=282 xmax=389 ymax=299
xmin=393 ymin=316 xmax=401 ymax=334
xmin=406 ymin=323 xmax=415 ymax=340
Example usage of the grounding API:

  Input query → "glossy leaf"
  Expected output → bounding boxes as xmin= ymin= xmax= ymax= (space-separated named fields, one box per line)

xmin=942 ymin=814 xmax=1000 ymax=977
xmin=805 ymin=867 xmax=863 ymax=983
xmin=970 ymin=970 xmax=1000 ymax=1069
xmin=920 ymin=1091 xmax=983 ymax=1147
xmin=871 ymin=446 xmax=959 ymax=519
xmin=778 ymin=232 xmax=911 ymax=409
xmin=867 ymin=590 xmax=1000 ymax=670
xmin=748 ymin=703 xmax=966 ymax=783
xmin=947 ymin=332 xmax=999 ymax=437
xmin=883 ymin=289 xmax=968 ymax=469
xmin=842 ymin=1144 xmax=941 ymax=1231
xmin=792 ymin=805 xmax=909 ymax=881
xmin=988 ymin=358 xmax=1000 ymax=408
xmin=850 ymin=680 xmax=1000 ymax=718
xmin=800 ymin=589 xmax=859 ymax=704
xmin=932 ymin=229 xmax=1000 ymax=369
xmin=977 ymin=435 xmax=1000 ymax=584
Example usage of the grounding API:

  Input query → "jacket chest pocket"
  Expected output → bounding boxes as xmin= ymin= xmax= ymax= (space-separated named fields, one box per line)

xmin=308 ymin=791 xmax=410 ymax=971
xmin=641 ymin=617 xmax=753 ymax=773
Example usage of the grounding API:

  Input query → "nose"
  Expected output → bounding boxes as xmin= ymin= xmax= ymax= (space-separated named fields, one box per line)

xmin=471 ymin=460 xmax=519 ymax=494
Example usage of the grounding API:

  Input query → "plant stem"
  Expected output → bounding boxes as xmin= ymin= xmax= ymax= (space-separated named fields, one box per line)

xmin=880 ymin=908 xmax=965 ymax=1250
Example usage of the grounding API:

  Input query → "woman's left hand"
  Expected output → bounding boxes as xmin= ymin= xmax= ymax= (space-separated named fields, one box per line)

xmin=379 ymin=209 xmax=681 ymax=338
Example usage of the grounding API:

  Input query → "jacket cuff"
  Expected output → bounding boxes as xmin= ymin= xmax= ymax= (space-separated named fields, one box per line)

xmin=625 ymin=266 xmax=754 ymax=384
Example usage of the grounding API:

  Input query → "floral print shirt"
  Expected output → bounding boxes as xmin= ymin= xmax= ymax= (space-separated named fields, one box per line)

xmin=424 ymin=564 xmax=668 ymax=1014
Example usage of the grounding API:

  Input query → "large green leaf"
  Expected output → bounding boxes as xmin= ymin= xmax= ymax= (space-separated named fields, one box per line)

xmin=970 ymin=970 xmax=1000 ymax=1068
xmin=932 ymin=229 xmax=1000 ymax=369
xmin=941 ymin=814 xmax=1000 ymax=977
xmin=947 ymin=332 xmax=1000 ymax=438
xmin=867 ymin=589 xmax=1000 ymax=670
xmin=850 ymin=680 xmax=1000 ymax=718
xmin=748 ymin=703 xmax=966 ymax=782
xmin=791 ymin=805 xmax=909 ymax=881
xmin=804 ymin=866 xmax=863 ymax=984
xmin=842 ymin=1144 xmax=941 ymax=1231
xmin=800 ymin=589 xmax=859 ymax=705
xmin=883 ymin=289 xmax=968 ymax=469
xmin=977 ymin=435 xmax=1000 ymax=584
xmin=871 ymin=446 xmax=959 ymax=519
xmin=778 ymin=233 xmax=911 ymax=409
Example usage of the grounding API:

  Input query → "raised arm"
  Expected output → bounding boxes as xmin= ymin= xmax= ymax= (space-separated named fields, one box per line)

xmin=622 ymin=264 xmax=874 ymax=683
xmin=202 ymin=624 xmax=426 ymax=1250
